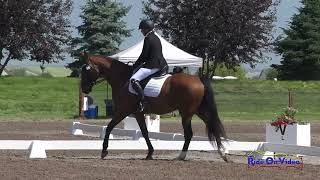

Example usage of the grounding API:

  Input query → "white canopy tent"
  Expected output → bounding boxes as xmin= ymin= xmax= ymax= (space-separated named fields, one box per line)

xmin=110 ymin=33 xmax=202 ymax=67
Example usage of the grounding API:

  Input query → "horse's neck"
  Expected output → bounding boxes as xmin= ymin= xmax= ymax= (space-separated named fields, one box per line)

xmin=101 ymin=59 xmax=131 ymax=90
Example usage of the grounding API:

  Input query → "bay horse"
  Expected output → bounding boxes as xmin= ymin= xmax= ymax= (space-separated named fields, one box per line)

xmin=80 ymin=52 xmax=228 ymax=162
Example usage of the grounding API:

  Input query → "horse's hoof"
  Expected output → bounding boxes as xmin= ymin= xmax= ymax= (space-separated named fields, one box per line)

xmin=174 ymin=151 xmax=187 ymax=161
xmin=222 ymin=155 xmax=233 ymax=163
xmin=174 ymin=157 xmax=185 ymax=161
xmin=101 ymin=151 xmax=108 ymax=159
xmin=145 ymin=156 xmax=153 ymax=160
xmin=222 ymin=155 xmax=228 ymax=162
xmin=174 ymin=156 xmax=186 ymax=161
xmin=217 ymin=146 xmax=232 ymax=163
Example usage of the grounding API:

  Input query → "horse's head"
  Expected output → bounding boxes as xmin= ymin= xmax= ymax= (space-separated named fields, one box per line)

xmin=80 ymin=52 xmax=101 ymax=94
xmin=80 ymin=51 xmax=133 ymax=94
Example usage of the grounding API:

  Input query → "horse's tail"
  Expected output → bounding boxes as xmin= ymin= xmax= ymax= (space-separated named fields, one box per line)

xmin=198 ymin=77 xmax=226 ymax=148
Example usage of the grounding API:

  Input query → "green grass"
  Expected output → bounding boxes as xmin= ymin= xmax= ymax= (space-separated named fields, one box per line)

xmin=0 ymin=77 xmax=319 ymax=122
xmin=0 ymin=77 xmax=79 ymax=120
xmin=213 ymin=80 xmax=320 ymax=122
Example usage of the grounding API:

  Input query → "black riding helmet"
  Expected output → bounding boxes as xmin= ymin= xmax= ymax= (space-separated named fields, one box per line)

xmin=139 ymin=19 xmax=154 ymax=30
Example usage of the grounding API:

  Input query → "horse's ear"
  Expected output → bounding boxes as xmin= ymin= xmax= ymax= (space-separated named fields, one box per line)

xmin=80 ymin=51 xmax=89 ymax=63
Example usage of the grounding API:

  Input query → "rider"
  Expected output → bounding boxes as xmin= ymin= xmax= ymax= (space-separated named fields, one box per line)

xmin=130 ymin=19 xmax=168 ymax=112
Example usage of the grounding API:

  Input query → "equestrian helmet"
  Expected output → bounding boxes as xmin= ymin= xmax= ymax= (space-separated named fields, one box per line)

xmin=139 ymin=19 xmax=154 ymax=30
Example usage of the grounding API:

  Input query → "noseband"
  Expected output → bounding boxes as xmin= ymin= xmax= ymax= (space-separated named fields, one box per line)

xmin=82 ymin=64 xmax=104 ymax=89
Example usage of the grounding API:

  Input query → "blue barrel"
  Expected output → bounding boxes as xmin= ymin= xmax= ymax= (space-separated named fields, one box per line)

xmin=104 ymin=99 xmax=113 ymax=117
xmin=84 ymin=105 xmax=98 ymax=119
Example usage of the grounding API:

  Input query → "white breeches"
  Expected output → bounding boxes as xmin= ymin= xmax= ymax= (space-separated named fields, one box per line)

xmin=130 ymin=68 xmax=159 ymax=81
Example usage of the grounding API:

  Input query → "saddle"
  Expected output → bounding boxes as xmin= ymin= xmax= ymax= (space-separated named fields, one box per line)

xmin=140 ymin=65 xmax=169 ymax=89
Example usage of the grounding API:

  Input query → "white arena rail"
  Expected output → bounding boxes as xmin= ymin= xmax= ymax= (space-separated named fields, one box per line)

xmin=69 ymin=122 xmax=320 ymax=160
xmin=2 ymin=122 xmax=320 ymax=160
xmin=0 ymin=140 xmax=262 ymax=159
xmin=1 ymin=140 xmax=320 ymax=159
xmin=71 ymin=121 xmax=209 ymax=141
xmin=262 ymin=143 xmax=320 ymax=157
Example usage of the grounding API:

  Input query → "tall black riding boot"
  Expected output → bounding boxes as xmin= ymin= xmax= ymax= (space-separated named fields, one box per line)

xmin=131 ymin=79 xmax=145 ymax=112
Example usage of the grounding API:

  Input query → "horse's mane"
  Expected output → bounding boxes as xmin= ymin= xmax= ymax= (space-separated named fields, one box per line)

xmin=93 ymin=55 xmax=133 ymax=84
xmin=107 ymin=56 xmax=129 ymax=68
xmin=90 ymin=55 xmax=130 ymax=71
xmin=108 ymin=56 xmax=132 ymax=74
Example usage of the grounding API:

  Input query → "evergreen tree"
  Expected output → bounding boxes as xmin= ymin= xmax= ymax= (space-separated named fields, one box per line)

xmin=68 ymin=0 xmax=131 ymax=75
xmin=144 ymin=0 xmax=278 ymax=78
xmin=273 ymin=0 xmax=320 ymax=80
xmin=0 ymin=0 xmax=73 ymax=76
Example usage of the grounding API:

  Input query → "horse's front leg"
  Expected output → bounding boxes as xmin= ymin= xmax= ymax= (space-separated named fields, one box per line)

xmin=134 ymin=112 xmax=154 ymax=160
xmin=101 ymin=113 xmax=127 ymax=159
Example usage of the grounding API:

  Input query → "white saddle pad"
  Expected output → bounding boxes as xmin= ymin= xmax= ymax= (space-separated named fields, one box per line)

xmin=129 ymin=74 xmax=171 ymax=97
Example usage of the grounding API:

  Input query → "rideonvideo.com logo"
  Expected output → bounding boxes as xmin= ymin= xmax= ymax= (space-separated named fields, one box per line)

xmin=247 ymin=151 xmax=304 ymax=170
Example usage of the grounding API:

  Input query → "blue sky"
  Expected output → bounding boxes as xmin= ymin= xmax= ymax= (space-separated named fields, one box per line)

xmin=10 ymin=0 xmax=302 ymax=71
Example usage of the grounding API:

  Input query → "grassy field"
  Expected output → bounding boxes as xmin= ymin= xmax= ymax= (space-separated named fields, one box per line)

xmin=213 ymin=80 xmax=320 ymax=121
xmin=0 ymin=77 xmax=78 ymax=120
xmin=0 ymin=76 xmax=319 ymax=122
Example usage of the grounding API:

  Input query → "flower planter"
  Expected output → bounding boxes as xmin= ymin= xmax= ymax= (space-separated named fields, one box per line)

xmin=259 ymin=123 xmax=311 ymax=159
xmin=266 ymin=123 xmax=310 ymax=146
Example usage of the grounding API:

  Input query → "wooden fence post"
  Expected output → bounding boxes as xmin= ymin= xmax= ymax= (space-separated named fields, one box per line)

xmin=79 ymin=79 xmax=84 ymax=119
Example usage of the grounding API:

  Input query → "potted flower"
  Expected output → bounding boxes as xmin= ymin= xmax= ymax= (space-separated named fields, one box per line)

xmin=266 ymin=106 xmax=310 ymax=146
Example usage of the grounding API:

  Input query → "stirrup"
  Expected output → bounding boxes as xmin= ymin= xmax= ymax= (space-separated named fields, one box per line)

xmin=137 ymin=101 xmax=144 ymax=112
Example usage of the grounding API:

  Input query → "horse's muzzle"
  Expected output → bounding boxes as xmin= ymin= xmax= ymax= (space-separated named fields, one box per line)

xmin=82 ymin=90 xmax=90 ymax=94
xmin=81 ymin=86 xmax=92 ymax=94
xmin=81 ymin=82 xmax=94 ymax=94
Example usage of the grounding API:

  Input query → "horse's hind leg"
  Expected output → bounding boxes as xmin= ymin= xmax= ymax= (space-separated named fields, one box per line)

xmin=196 ymin=111 xmax=230 ymax=163
xmin=176 ymin=113 xmax=193 ymax=160
xmin=134 ymin=112 xmax=154 ymax=160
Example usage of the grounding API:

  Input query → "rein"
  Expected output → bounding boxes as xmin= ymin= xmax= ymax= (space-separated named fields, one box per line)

xmin=94 ymin=78 xmax=105 ymax=85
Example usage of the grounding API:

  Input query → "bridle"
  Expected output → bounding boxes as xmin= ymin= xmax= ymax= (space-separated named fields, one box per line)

xmin=81 ymin=64 xmax=104 ymax=89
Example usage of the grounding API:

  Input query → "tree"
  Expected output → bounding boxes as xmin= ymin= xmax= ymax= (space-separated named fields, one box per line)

xmin=264 ymin=67 xmax=278 ymax=80
xmin=272 ymin=0 xmax=320 ymax=80
xmin=144 ymin=0 xmax=278 ymax=78
xmin=67 ymin=0 xmax=131 ymax=74
xmin=40 ymin=62 xmax=46 ymax=74
xmin=0 ymin=0 xmax=73 ymax=76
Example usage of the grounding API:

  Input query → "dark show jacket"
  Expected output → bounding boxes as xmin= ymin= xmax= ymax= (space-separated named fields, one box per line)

xmin=133 ymin=31 xmax=168 ymax=70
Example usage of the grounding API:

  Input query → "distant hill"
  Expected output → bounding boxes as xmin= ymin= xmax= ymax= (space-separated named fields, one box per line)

xmin=7 ymin=66 xmax=72 ymax=77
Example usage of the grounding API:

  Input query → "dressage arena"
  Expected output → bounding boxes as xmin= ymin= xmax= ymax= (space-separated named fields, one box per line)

xmin=1 ymin=120 xmax=320 ymax=179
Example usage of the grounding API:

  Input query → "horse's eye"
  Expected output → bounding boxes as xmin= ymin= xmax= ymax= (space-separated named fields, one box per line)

xmin=86 ymin=65 xmax=91 ymax=70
